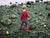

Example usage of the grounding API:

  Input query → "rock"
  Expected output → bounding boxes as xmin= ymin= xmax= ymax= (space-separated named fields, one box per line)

xmin=7 ymin=19 xmax=12 ymax=25
xmin=29 ymin=24 xmax=36 ymax=30
xmin=11 ymin=14 xmax=17 ymax=18
xmin=1 ymin=18 xmax=12 ymax=26
xmin=8 ymin=19 xmax=11 ymax=22
xmin=27 ymin=5 xmax=31 ymax=8
xmin=41 ymin=23 xmax=45 ymax=26
xmin=0 ymin=28 xmax=2 ymax=30
xmin=44 ymin=25 xmax=46 ymax=27
xmin=7 ymin=15 xmax=9 ymax=16
xmin=36 ymin=21 xmax=38 ymax=22
xmin=46 ymin=5 xmax=50 ymax=10
xmin=6 ymin=31 xmax=9 ymax=35
xmin=39 ymin=13 xmax=42 ymax=16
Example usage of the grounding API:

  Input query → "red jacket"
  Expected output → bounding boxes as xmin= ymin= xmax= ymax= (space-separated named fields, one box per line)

xmin=20 ymin=11 xmax=30 ymax=21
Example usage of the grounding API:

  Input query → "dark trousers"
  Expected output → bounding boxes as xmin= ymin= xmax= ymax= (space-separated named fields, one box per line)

xmin=21 ymin=20 xmax=28 ymax=27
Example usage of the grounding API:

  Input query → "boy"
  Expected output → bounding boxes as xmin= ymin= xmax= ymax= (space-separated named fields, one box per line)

xmin=19 ymin=5 xmax=30 ymax=32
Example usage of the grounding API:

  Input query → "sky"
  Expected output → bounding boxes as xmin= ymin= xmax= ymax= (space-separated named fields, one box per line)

xmin=0 ymin=0 xmax=50 ymax=5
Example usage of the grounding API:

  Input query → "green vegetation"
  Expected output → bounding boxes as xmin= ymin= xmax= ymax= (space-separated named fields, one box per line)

xmin=0 ymin=2 xmax=50 ymax=38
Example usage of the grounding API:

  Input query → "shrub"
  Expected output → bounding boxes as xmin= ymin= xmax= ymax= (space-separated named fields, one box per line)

xmin=47 ymin=2 xmax=50 ymax=5
xmin=10 ymin=2 xmax=12 ymax=4
xmin=36 ymin=0 xmax=39 ymax=2
xmin=46 ymin=5 xmax=50 ymax=10
xmin=1 ymin=18 xmax=12 ymax=26
xmin=26 ymin=1 xmax=31 ymax=5
xmin=29 ymin=24 xmax=36 ymax=30
xmin=10 ymin=4 xmax=17 ymax=8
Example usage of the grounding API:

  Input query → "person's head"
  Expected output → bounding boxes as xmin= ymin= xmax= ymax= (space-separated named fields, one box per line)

xmin=22 ymin=5 xmax=27 ymax=11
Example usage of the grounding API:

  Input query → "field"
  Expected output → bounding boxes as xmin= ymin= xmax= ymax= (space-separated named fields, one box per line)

xmin=0 ymin=2 xmax=50 ymax=38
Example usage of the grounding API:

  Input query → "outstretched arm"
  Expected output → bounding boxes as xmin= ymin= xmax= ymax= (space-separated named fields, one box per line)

xmin=27 ymin=12 xmax=30 ymax=18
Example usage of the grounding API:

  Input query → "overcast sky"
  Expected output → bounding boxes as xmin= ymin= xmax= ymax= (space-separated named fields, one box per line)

xmin=0 ymin=0 xmax=50 ymax=5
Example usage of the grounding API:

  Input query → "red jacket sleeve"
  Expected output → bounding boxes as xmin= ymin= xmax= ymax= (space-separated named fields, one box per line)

xmin=20 ymin=12 xmax=23 ymax=20
xmin=27 ymin=11 xmax=30 ymax=18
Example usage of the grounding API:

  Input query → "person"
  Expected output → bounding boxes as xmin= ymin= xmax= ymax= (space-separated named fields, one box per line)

xmin=19 ymin=5 xmax=30 ymax=32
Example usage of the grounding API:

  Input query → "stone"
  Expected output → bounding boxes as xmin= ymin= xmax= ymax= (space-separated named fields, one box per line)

xmin=6 ymin=31 xmax=9 ymax=35
xmin=44 ymin=25 xmax=46 ymax=27
xmin=41 ymin=23 xmax=45 ymax=26
xmin=11 ymin=14 xmax=17 ymax=18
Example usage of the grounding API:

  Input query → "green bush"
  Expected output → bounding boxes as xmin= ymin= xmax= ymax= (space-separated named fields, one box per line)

xmin=1 ymin=18 xmax=12 ymax=26
xmin=46 ymin=5 xmax=50 ymax=10
xmin=10 ymin=4 xmax=17 ymax=8
xmin=26 ymin=1 xmax=34 ymax=5
xmin=36 ymin=0 xmax=39 ymax=2
xmin=47 ymin=2 xmax=50 ymax=5
xmin=29 ymin=24 xmax=36 ymax=30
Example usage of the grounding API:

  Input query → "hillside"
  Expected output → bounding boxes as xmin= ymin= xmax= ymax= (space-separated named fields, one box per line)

xmin=0 ymin=2 xmax=50 ymax=38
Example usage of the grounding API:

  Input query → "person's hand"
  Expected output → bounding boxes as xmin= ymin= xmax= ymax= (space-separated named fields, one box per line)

xmin=28 ymin=17 xmax=31 ymax=20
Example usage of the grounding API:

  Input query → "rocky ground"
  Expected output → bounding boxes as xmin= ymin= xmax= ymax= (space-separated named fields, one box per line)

xmin=0 ymin=2 xmax=50 ymax=38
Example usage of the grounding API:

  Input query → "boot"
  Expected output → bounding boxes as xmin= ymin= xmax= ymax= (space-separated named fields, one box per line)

xmin=26 ymin=27 xmax=29 ymax=32
xmin=20 ymin=25 xmax=22 ymax=30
